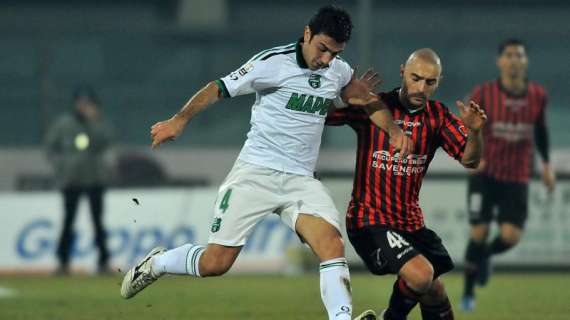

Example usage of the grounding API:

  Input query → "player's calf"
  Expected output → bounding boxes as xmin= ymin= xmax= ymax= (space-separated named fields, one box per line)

xmin=419 ymin=280 xmax=454 ymax=320
xmin=384 ymin=278 xmax=421 ymax=320
xmin=296 ymin=215 xmax=352 ymax=320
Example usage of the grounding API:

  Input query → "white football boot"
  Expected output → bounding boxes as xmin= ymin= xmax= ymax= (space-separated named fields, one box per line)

xmin=120 ymin=247 xmax=166 ymax=299
xmin=353 ymin=309 xmax=377 ymax=320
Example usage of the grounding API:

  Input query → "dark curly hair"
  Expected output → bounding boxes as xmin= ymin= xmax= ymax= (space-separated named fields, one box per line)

xmin=308 ymin=5 xmax=353 ymax=43
xmin=498 ymin=38 xmax=527 ymax=55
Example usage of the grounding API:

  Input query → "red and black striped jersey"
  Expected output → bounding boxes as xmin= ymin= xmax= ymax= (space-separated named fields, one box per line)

xmin=470 ymin=79 xmax=547 ymax=183
xmin=326 ymin=89 xmax=468 ymax=232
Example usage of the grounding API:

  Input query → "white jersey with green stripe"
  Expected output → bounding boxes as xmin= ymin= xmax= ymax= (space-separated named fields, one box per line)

xmin=216 ymin=40 xmax=353 ymax=176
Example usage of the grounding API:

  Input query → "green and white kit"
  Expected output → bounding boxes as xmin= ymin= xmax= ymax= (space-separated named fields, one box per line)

xmin=210 ymin=40 xmax=353 ymax=246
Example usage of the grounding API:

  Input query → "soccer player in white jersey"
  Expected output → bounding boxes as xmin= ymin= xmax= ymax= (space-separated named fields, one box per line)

xmin=121 ymin=6 xmax=411 ymax=319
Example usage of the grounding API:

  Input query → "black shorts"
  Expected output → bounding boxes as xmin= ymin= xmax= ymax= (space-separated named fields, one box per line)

xmin=348 ymin=225 xmax=454 ymax=278
xmin=467 ymin=174 xmax=528 ymax=228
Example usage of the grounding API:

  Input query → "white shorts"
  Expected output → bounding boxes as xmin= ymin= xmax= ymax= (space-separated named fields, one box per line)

xmin=207 ymin=160 xmax=341 ymax=247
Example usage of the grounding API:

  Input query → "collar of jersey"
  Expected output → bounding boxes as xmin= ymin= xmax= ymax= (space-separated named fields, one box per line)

xmin=296 ymin=38 xmax=309 ymax=69
xmin=497 ymin=78 xmax=528 ymax=98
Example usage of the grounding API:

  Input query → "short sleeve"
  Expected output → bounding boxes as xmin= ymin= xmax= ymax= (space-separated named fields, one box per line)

xmin=334 ymin=58 xmax=355 ymax=107
xmin=217 ymin=58 xmax=280 ymax=98
xmin=439 ymin=105 xmax=468 ymax=161
xmin=338 ymin=58 xmax=354 ymax=89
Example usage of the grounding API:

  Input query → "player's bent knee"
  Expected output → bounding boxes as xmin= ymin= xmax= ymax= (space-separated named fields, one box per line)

xmin=501 ymin=234 xmax=520 ymax=246
xmin=408 ymin=272 xmax=433 ymax=294
xmin=400 ymin=256 xmax=434 ymax=294
xmin=470 ymin=225 xmax=489 ymax=242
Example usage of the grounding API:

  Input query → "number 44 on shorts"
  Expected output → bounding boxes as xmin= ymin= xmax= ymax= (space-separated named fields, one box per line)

xmin=387 ymin=231 xmax=410 ymax=249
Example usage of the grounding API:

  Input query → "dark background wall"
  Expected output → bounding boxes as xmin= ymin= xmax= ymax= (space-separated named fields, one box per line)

xmin=1 ymin=0 xmax=568 ymax=147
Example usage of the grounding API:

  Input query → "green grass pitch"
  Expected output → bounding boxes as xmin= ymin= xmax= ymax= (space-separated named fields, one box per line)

xmin=1 ymin=273 xmax=568 ymax=319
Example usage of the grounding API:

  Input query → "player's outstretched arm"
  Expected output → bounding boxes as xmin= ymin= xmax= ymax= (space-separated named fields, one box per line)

xmin=535 ymin=116 xmax=556 ymax=192
xmin=341 ymin=69 xmax=414 ymax=157
xmin=150 ymin=81 xmax=222 ymax=148
xmin=366 ymin=102 xmax=414 ymax=158
xmin=457 ymin=100 xmax=487 ymax=168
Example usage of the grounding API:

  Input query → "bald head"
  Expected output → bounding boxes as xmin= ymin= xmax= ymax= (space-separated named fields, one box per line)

xmin=405 ymin=48 xmax=441 ymax=71
xmin=399 ymin=48 xmax=442 ymax=109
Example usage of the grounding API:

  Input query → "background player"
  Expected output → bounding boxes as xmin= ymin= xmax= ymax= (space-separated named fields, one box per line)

xmin=120 ymin=6 xmax=412 ymax=320
xmin=327 ymin=49 xmax=487 ymax=320
xmin=461 ymin=39 xmax=555 ymax=311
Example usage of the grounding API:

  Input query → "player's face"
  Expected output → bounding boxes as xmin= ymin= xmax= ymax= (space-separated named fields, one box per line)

xmin=302 ymin=26 xmax=346 ymax=70
xmin=400 ymin=60 xmax=441 ymax=108
xmin=497 ymin=45 xmax=528 ymax=79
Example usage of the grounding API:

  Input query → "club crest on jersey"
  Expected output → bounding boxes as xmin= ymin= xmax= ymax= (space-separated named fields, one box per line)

xmin=308 ymin=74 xmax=321 ymax=89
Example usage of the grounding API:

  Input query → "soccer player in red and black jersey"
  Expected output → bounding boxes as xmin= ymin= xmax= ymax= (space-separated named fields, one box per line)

xmin=327 ymin=48 xmax=487 ymax=320
xmin=460 ymin=39 xmax=555 ymax=312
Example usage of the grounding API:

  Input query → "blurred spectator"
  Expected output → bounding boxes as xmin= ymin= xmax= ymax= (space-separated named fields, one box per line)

xmin=45 ymin=86 xmax=114 ymax=275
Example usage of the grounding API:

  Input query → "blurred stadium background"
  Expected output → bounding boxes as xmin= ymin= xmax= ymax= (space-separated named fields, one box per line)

xmin=1 ymin=0 xmax=569 ymax=319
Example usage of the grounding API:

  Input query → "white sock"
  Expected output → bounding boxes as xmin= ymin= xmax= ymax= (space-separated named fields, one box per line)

xmin=151 ymin=244 xmax=205 ymax=277
xmin=319 ymin=257 xmax=352 ymax=320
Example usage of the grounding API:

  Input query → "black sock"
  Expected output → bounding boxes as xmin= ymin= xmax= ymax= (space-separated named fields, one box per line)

xmin=489 ymin=237 xmax=515 ymax=255
xmin=420 ymin=297 xmax=454 ymax=320
xmin=385 ymin=278 xmax=420 ymax=320
xmin=463 ymin=240 xmax=487 ymax=297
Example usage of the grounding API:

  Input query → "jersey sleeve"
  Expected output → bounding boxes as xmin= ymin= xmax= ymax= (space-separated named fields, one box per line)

xmin=335 ymin=58 xmax=355 ymax=107
xmin=534 ymin=86 xmax=550 ymax=162
xmin=536 ymin=86 xmax=549 ymax=127
xmin=325 ymin=105 xmax=368 ymax=127
xmin=439 ymin=106 xmax=468 ymax=161
xmin=338 ymin=59 xmax=354 ymax=89
xmin=216 ymin=57 xmax=279 ymax=98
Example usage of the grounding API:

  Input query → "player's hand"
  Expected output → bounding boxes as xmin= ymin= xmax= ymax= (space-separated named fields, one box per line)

xmin=343 ymin=68 xmax=382 ymax=106
xmin=542 ymin=163 xmax=556 ymax=193
xmin=457 ymin=100 xmax=487 ymax=131
xmin=389 ymin=127 xmax=414 ymax=159
xmin=150 ymin=116 xmax=187 ymax=149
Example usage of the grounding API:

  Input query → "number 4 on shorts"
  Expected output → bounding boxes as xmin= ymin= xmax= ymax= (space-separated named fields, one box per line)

xmin=219 ymin=189 xmax=232 ymax=213
xmin=387 ymin=231 xmax=409 ymax=249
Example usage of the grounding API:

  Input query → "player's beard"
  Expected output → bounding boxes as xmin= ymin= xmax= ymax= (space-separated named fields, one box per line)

xmin=400 ymin=85 xmax=426 ymax=110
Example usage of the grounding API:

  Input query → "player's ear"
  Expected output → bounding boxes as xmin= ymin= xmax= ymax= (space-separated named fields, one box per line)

xmin=399 ymin=64 xmax=405 ymax=78
xmin=303 ymin=26 xmax=311 ymax=43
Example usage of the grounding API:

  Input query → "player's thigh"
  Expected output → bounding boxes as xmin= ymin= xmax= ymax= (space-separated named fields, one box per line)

xmin=497 ymin=181 xmax=529 ymax=229
xmin=279 ymin=174 xmax=342 ymax=236
xmin=208 ymin=161 xmax=280 ymax=247
xmin=347 ymin=226 xmax=420 ymax=276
